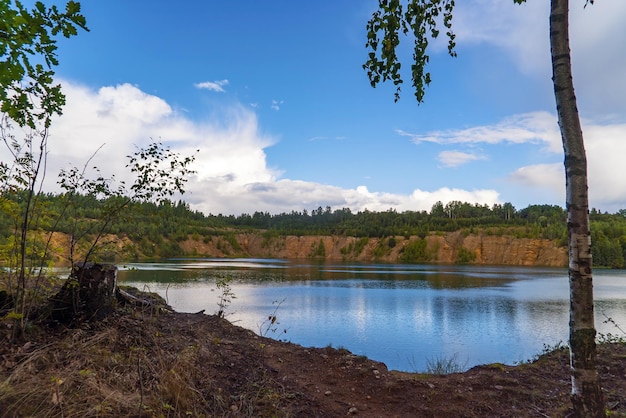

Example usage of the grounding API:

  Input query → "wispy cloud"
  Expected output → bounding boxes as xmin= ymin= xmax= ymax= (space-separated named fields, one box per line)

xmin=438 ymin=150 xmax=486 ymax=167
xmin=271 ymin=99 xmax=284 ymax=111
xmin=194 ymin=79 xmax=229 ymax=92
xmin=399 ymin=112 xmax=561 ymax=152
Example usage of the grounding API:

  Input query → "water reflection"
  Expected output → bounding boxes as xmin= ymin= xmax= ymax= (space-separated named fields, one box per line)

xmin=118 ymin=259 xmax=626 ymax=372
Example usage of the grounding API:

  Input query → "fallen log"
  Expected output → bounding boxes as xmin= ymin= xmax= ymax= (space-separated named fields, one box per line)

xmin=115 ymin=286 xmax=172 ymax=313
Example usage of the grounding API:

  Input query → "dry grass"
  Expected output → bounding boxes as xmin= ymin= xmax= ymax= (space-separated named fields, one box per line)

xmin=0 ymin=306 xmax=307 ymax=417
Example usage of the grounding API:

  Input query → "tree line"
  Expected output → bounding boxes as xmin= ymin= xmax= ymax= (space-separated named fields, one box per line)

xmin=1 ymin=192 xmax=625 ymax=268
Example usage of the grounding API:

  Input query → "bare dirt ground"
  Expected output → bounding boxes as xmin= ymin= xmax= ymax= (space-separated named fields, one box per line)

xmin=1 ymin=300 xmax=625 ymax=417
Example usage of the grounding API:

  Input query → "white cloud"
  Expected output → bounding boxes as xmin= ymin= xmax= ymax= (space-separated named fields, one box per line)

xmin=506 ymin=121 xmax=626 ymax=212
xmin=510 ymin=122 xmax=626 ymax=212
xmin=400 ymin=111 xmax=626 ymax=212
xmin=409 ymin=187 xmax=500 ymax=211
xmin=186 ymin=180 xmax=500 ymax=216
xmin=401 ymin=111 xmax=561 ymax=152
xmin=194 ymin=79 xmax=229 ymax=92
xmin=438 ymin=150 xmax=486 ymax=168
xmin=42 ymin=80 xmax=278 ymax=204
xmin=271 ymin=100 xmax=284 ymax=111
xmin=583 ymin=122 xmax=626 ymax=209
xmin=0 ymin=80 xmax=506 ymax=216
xmin=508 ymin=163 xmax=564 ymax=196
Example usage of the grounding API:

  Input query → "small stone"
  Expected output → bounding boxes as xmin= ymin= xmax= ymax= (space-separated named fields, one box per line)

xmin=347 ymin=406 xmax=358 ymax=415
xmin=494 ymin=385 xmax=504 ymax=390
xmin=325 ymin=390 xmax=332 ymax=396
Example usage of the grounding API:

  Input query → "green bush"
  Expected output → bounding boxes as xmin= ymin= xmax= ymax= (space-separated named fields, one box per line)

xmin=456 ymin=247 xmax=476 ymax=264
xmin=400 ymin=239 xmax=432 ymax=264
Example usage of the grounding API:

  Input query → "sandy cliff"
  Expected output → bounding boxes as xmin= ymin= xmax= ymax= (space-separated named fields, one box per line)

xmin=180 ymin=232 xmax=568 ymax=267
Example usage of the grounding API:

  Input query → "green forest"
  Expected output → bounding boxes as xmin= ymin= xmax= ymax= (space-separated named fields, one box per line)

xmin=1 ymin=192 xmax=626 ymax=268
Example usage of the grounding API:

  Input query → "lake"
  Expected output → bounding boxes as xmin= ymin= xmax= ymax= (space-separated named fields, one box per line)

xmin=117 ymin=259 xmax=626 ymax=372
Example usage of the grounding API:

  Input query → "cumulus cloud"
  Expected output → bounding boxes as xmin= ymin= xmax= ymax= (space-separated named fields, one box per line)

xmin=41 ymin=80 xmax=278 ymax=206
xmin=194 ymin=79 xmax=229 ymax=92
xmin=0 ymin=80 xmax=504 ymax=216
xmin=194 ymin=182 xmax=499 ymax=216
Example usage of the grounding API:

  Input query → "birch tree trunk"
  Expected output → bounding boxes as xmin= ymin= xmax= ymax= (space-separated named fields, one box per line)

xmin=549 ymin=0 xmax=604 ymax=415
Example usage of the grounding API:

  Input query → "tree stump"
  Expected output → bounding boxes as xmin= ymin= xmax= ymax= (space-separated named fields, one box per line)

xmin=51 ymin=262 xmax=118 ymax=323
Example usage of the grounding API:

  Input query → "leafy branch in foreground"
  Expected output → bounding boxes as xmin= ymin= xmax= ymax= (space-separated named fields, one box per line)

xmin=57 ymin=141 xmax=198 ymax=266
xmin=0 ymin=0 xmax=88 ymax=128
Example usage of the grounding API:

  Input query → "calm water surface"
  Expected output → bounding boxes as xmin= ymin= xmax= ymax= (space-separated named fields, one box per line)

xmin=117 ymin=259 xmax=626 ymax=372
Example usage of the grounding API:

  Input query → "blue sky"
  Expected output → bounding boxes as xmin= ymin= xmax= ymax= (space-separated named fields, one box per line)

xmin=12 ymin=0 xmax=626 ymax=215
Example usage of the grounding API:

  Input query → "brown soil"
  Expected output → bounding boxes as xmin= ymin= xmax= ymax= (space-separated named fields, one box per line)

xmin=1 ymin=302 xmax=625 ymax=417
